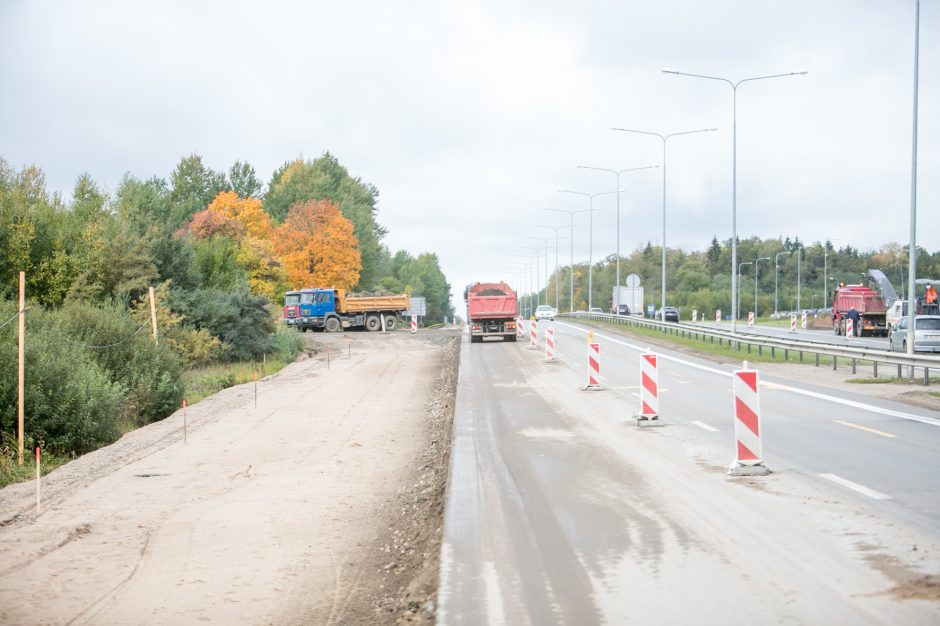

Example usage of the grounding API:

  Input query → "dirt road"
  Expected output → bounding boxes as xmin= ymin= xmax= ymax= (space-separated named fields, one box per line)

xmin=0 ymin=331 xmax=459 ymax=625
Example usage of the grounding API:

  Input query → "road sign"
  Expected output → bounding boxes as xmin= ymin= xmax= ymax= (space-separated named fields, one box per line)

xmin=647 ymin=304 xmax=654 ymax=317
xmin=404 ymin=297 xmax=426 ymax=317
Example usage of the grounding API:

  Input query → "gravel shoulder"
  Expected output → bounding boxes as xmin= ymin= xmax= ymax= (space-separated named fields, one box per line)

xmin=0 ymin=330 xmax=460 ymax=625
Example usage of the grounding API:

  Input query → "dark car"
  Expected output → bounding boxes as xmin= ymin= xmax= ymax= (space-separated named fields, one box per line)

xmin=655 ymin=306 xmax=680 ymax=322
xmin=615 ymin=304 xmax=630 ymax=315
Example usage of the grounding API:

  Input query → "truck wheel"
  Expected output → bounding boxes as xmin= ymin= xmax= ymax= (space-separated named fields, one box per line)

xmin=470 ymin=335 xmax=482 ymax=343
xmin=383 ymin=315 xmax=397 ymax=331
xmin=505 ymin=335 xmax=516 ymax=342
xmin=325 ymin=317 xmax=341 ymax=333
xmin=833 ymin=319 xmax=840 ymax=335
xmin=365 ymin=315 xmax=381 ymax=332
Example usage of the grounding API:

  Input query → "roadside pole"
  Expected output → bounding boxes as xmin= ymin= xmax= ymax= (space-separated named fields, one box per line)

xmin=18 ymin=271 xmax=25 ymax=466
xmin=149 ymin=286 xmax=158 ymax=346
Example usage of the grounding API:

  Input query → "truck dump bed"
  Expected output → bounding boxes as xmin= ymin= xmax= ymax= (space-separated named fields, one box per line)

xmin=338 ymin=292 xmax=409 ymax=314
xmin=466 ymin=283 xmax=517 ymax=320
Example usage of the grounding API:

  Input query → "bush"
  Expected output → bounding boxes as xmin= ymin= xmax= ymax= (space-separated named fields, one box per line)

xmin=0 ymin=302 xmax=125 ymax=453
xmin=270 ymin=323 xmax=305 ymax=363
xmin=55 ymin=302 xmax=184 ymax=425
xmin=169 ymin=287 xmax=275 ymax=361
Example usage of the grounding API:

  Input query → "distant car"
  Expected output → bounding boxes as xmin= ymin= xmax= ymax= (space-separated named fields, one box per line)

xmin=615 ymin=304 xmax=630 ymax=316
xmin=655 ymin=306 xmax=680 ymax=322
xmin=888 ymin=315 xmax=940 ymax=353
xmin=589 ymin=307 xmax=603 ymax=314
xmin=535 ymin=304 xmax=555 ymax=321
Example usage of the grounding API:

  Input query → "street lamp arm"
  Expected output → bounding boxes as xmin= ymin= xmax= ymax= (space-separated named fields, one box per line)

xmin=664 ymin=127 xmax=718 ymax=141
xmin=737 ymin=71 xmax=808 ymax=86
xmin=611 ymin=128 xmax=666 ymax=141
xmin=662 ymin=68 xmax=735 ymax=87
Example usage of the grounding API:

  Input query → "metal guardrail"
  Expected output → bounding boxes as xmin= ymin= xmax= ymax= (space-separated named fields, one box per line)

xmin=559 ymin=312 xmax=940 ymax=385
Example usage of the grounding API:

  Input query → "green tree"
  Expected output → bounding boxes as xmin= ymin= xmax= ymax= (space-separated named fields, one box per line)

xmin=229 ymin=160 xmax=263 ymax=198
xmin=168 ymin=154 xmax=228 ymax=228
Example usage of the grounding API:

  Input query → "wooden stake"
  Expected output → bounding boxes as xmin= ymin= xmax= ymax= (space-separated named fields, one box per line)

xmin=18 ymin=271 xmax=25 ymax=467
xmin=182 ymin=400 xmax=187 ymax=444
xmin=35 ymin=447 xmax=40 ymax=512
xmin=149 ymin=286 xmax=158 ymax=346
xmin=253 ymin=372 xmax=258 ymax=409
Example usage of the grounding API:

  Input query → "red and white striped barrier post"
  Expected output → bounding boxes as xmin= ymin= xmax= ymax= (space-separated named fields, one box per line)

xmin=715 ymin=309 xmax=722 ymax=324
xmin=582 ymin=342 xmax=602 ymax=390
xmin=692 ymin=309 xmax=698 ymax=322
xmin=516 ymin=316 xmax=524 ymax=339
xmin=529 ymin=319 xmax=538 ymax=349
xmin=544 ymin=326 xmax=556 ymax=362
xmin=846 ymin=318 xmax=854 ymax=339
xmin=635 ymin=352 xmax=660 ymax=426
xmin=789 ymin=314 xmax=797 ymax=333
xmin=411 ymin=315 xmax=417 ymax=334
xmin=747 ymin=311 xmax=754 ymax=327
xmin=730 ymin=363 xmax=769 ymax=476
xmin=801 ymin=310 xmax=808 ymax=329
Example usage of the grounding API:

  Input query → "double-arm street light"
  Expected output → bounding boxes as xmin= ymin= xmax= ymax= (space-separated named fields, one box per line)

xmin=532 ymin=224 xmax=571 ymax=310
xmin=774 ymin=250 xmax=791 ymax=314
xmin=610 ymin=128 xmax=715 ymax=313
xmin=754 ymin=257 xmax=770 ymax=319
xmin=663 ymin=67 xmax=807 ymax=333
xmin=544 ymin=207 xmax=592 ymax=312
xmin=574 ymin=164 xmax=659 ymax=297
xmin=738 ymin=261 xmax=753 ymax=320
xmin=509 ymin=258 xmax=531 ymax=316
xmin=557 ymin=189 xmax=620 ymax=310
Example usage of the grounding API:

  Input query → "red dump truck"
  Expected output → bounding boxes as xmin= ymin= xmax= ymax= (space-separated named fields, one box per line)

xmin=832 ymin=284 xmax=888 ymax=337
xmin=464 ymin=282 xmax=518 ymax=343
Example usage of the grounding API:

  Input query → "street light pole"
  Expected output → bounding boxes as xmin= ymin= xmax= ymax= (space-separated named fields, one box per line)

xmin=774 ymin=250 xmax=790 ymax=314
xmin=545 ymin=208 xmax=591 ymax=312
xmin=738 ymin=261 xmax=752 ymax=321
xmin=611 ymin=128 xmax=715 ymax=313
xmin=754 ymin=257 xmax=770 ymax=319
xmin=906 ymin=0 xmax=921 ymax=360
xmin=797 ymin=246 xmax=802 ymax=312
xmin=533 ymin=224 xmax=571 ymax=311
xmin=663 ymin=67 xmax=807 ymax=332
xmin=510 ymin=257 xmax=532 ymax=316
xmin=557 ymin=189 xmax=620 ymax=310
xmin=574 ymin=164 xmax=660 ymax=298
xmin=824 ymin=247 xmax=829 ymax=309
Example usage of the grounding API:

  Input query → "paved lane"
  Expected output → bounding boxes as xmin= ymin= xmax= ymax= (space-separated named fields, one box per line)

xmin=438 ymin=324 xmax=940 ymax=624
xmin=691 ymin=318 xmax=890 ymax=350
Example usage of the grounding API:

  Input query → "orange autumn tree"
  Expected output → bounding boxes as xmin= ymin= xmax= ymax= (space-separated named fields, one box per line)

xmin=181 ymin=191 xmax=287 ymax=299
xmin=274 ymin=199 xmax=361 ymax=289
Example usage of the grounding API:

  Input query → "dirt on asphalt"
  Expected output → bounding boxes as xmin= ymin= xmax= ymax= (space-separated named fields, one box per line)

xmin=0 ymin=329 xmax=461 ymax=625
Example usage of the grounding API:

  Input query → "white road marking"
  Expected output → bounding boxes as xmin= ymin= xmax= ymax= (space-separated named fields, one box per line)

xmin=630 ymin=392 xmax=642 ymax=400
xmin=691 ymin=420 xmax=719 ymax=432
xmin=555 ymin=321 xmax=940 ymax=428
xmin=819 ymin=473 xmax=892 ymax=500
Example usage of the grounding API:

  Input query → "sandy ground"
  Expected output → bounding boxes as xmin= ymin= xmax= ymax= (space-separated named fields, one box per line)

xmin=0 ymin=330 xmax=460 ymax=626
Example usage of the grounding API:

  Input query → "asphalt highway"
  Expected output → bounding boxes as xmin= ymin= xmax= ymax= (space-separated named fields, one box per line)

xmin=691 ymin=318 xmax=890 ymax=350
xmin=437 ymin=320 xmax=940 ymax=624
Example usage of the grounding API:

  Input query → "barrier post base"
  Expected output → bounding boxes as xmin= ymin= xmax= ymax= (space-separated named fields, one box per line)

xmin=728 ymin=462 xmax=770 ymax=476
xmin=634 ymin=412 xmax=662 ymax=427
xmin=580 ymin=383 xmax=603 ymax=391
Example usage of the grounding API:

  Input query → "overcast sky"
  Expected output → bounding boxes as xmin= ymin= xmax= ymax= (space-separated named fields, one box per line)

xmin=1 ymin=1 xmax=937 ymax=311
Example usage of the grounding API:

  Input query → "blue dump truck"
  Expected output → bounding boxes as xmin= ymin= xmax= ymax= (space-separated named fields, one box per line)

xmin=283 ymin=288 xmax=409 ymax=332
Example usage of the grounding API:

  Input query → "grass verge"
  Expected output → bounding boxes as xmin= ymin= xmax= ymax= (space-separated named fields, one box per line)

xmin=0 ymin=433 xmax=71 ymax=489
xmin=846 ymin=376 xmax=940 ymax=385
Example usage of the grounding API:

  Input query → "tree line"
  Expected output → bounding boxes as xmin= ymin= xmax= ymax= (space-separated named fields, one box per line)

xmin=527 ymin=236 xmax=940 ymax=317
xmin=0 ymin=153 xmax=453 ymax=459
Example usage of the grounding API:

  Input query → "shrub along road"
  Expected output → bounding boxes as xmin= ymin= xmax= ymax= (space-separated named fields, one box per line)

xmin=0 ymin=330 xmax=459 ymax=625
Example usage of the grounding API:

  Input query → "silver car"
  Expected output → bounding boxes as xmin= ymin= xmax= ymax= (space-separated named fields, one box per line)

xmin=535 ymin=304 xmax=555 ymax=321
xmin=889 ymin=315 xmax=940 ymax=353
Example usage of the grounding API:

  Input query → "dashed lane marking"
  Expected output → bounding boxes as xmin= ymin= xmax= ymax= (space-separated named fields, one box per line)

xmin=819 ymin=473 xmax=891 ymax=500
xmin=691 ymin=420 xmax=719 ymax=432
